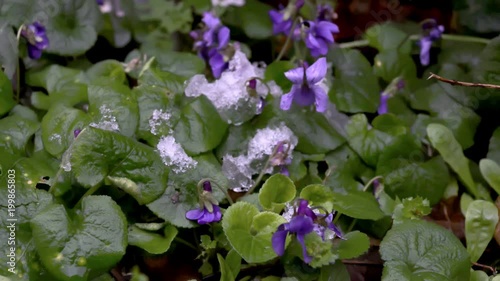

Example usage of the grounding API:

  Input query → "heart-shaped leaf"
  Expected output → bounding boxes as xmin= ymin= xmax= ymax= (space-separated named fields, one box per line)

xmin=333 ymin=231 xmax=370 ymax=259
xmin=70 ymin=127 xmax=169 ymax=205
xmin=128 ymin=224 xmax=178 ymax=255
xmin=259 ymin=174 xmax=296 ymax=213
xmin=465 ymin=200 xmax=499 ymax=262
xmin=222 ymin=201 xmax=287 ymax=263
xmin=0 ymin=115 xmax=40 ymax=156
xmin=380 ymin=220 xmax=470 ymax=281
xmin=31 ymin=196 xmax=127 ymax=281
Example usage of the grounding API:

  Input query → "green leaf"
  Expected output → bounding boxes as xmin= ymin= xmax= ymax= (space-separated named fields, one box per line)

xmin=138 ymin=59 xmax=186 ymax=95
xmin=479 ymin=159 xmax=500 ymax=195
xmin=324 ymin=145 xmax=373 ymax=193
xmin=45 ymin=0 xmax=100 ymax=56
xmin=147 ymin=153 xmax=228 ymax=228
xmin=0 ymin=26 xmax=18 ymax=79
xmin=86 ymin=60 xmax=127 ymax=84
xmin=218 ymin=250 xmax=241 ymax=281
xmin=346 ymin=114 xmax=396 ymax=167
xmin=332 ymin=191 xmax=385 ymax=220
xmin=300 ymin=184 xmax=335 ymax=212
xmin=472 ymin=35 xmax=500 ymax=110
xmin=364 ymin=23 xmax=411 ymax=54
xmin=26 ymin=65 xmax=86 ymax=94
xmin=222 ymin=202 xmax=287 ymax=263
xmin=380 ymin=220 xmax=470 ymax=281
xmin=137 ymin=0 xmax=192 ymax=33
xmin=0 ymin=71 xmax=15 ymax=115
xmin=31 ymin=82 xmax=88 ymax=111
xmin=329 ymin=48 xmax=380 ymax=113
xmin=410 ymin=84 xmax=480 ymax=149
xmin=303 ymin=233 xmax=338 ymax=268
xmin=333 ymin=231 xmax=370 ymax=259
xmin=139 ymin=48 xmax=205 ymax=77
xmin=128 ymin=224 xmax=178 ymax=255
xmin=259 ymin=174 xmax=296 ymax=213
xmin=487 ymin=128 xmax=500 ymax=164
xmin=427 ymin=123 xmax=479 ymax=198
xmin=41 ymin=105 xmax=91 ymax=158
xmin=0 ymin=115 xmax=40 ymax=156
xmin=228 ymin=0 xmax=273 ymax=39
xmin=70 ymin=127 xmax=169 ymax=204
xmin=31 ymin=196 xmax=126 ymax=281
xmin=280 ymin=107 xmax=345 ymax=154
xmin=438 ymin=42 xmax=485 ymax=70
xmin=376 ymin=135 xmax=449 ymax=205
xmin=470 ymin=270 xmax=489 ymax=281
xmin=174 ymin=95 xmax=229 ymax=155
xmin=319 ymin=262 xmax=350 ymax=281
xmin=88 ymin=81 xmax=139 ymax=138
xmin=392 ymin=197 xmax=432 ymax=224
xmin=373 ymin=52 xmax=416 ymax=82
xmin=465 ymin=200 xmax=499 ymax=263
xmin=264 ymin=61 xmax=294 ymax=92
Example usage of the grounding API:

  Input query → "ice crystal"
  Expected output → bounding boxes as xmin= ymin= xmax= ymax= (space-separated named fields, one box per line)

xmin=49 ymin=134 xmax=62 ymax=144
xmin=89 ymin=105 xmax=120 ymax=131
xmin=157 ymin=136 xmax=197 ymax=174
xmin=149 ymin=109 xmax=172 ymax=135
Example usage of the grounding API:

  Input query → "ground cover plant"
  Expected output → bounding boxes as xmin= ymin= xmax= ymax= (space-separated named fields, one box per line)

xmin=1 ymin=0 xmax=500 ymax=280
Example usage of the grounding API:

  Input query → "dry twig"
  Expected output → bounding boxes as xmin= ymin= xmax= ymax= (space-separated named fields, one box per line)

xmin=428 ymin=72 xmax=500 ymax=89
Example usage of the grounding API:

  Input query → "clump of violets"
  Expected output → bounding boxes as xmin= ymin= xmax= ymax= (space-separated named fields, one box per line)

xmin=378 ymin=77 xmax=405 ymax=115
xmin=269 ymin=0 xmax=304 ymax=36
xmin=418 ymin=19 xmax=444 ymax=66
xmin=21 ymin=22 xmax=49 ymax=60
xmin=186 ymin=181 xmax=222 ymax=224
xmin=272 ymin=199 xmax=343 ymax=263
xmin=191 ymin=12 xmax=231 ymax=78
xmin=280 ymin=57 xmax=329 ymax=112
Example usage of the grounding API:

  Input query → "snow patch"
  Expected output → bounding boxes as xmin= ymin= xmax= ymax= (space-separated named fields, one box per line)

xmin=157 ymin=136 xmax=197 ymax=174
xmin=49 ymin=134 xmax=62 ymax=144
xmin=149 ymin=109 xmax=172 ymax=135
xmin=89 ymin=105 xmax=120 ymax=132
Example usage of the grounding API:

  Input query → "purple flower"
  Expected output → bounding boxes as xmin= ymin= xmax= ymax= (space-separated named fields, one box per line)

xmin=419 ymin=20 xmax=444 ymax=66
xmin=191 ymin=12 xmax=231 ymax=78
xmin=303 ymin=20 xmax=339 ymax=57
xmin=186 ymin=181 xmax=222 ymax=224
xmin=74 ymin=129 xmax=81 ymax=138
xmin=378 ymin=93 xmax=389 ymax=115
xmin=21 ymin=22 xmax=49 ymax=60
xmin=314 ymin=213 xmax=344 ymax=240
xmin=269 ymin=0 xmax=304 ymax=36
xmin=96 ymin=0 xmax=104 ymax=5
xmin=280 ymin=57 xmax=329 ymax=112
xmin=317 ymin=4 xmax=335 ymax=22
xmin=272 ymin=209 xmax=315 ymax=263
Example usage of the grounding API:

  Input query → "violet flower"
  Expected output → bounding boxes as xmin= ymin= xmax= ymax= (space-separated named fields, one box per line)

xmin=419 ymin=20 xmax=444 ymax=66
xmin=280 ymin=57 xmax=329 ymax=112
xmin=186 ymin=181 xmax=222 ymax=224
xmin=191 ymin=12 xmax=231 ymax=78
xmin=73 ymin=129 xmax=81 ymax=138
xmin=317 ymin=4 xmax=336 ymax=22
xmin=314 ymin=213 xmax=344 ymax=240
xmin=378 ymin=94 xmax=390 ymax=115
xmin=303 ymin=20 xmax=339 ymax=57
xmin=21 ymin=22 xmax=49 ymax=60
xmin=272 ymin=199 xmax=316 ymax=263
xmin=269 ymin=0 xmax=304 ymax=36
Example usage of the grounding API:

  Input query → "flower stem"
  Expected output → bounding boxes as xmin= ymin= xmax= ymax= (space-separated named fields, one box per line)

xmin=275 ymin=17 xmax=300 ymax=62
xmin=75 ymin=184 xmax=101 ymax=207
xmin=198 ymin=178 xmax=234 ymax=205
xmin=244 ymin=142 xmax=285 ymax=196
xmin=362 ymin=176 xmax=383 ymax=192
xmin=174 ymin=237 xmax=198 ymax=251
xmin=15 ymin=25 xmax=24 ymax=103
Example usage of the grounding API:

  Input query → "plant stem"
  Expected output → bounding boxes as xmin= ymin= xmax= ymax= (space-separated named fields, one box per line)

xmin=362 ymin=176 xmax=383 ymax=192
xmin=346 ymin=218 xmax=357 ymax=232
xmin=338 ymin=34 xmax=490 ymax=50
xmin=275 ymin=17 xmax=300 ymax=62
xmin=15 ymin=25 xmax=24 ymax=103
xmin=244 ymin=143 xmax=283 ymax=196
xmin=428 ymin=72 xmax=500 ymax=89
xmin=174 ymin=237 xmax=198 ymax=251
xmin=198 ymin=178 xmax=234 ymax=205
xmin=75 ymin=184 xmax=101 ymax=207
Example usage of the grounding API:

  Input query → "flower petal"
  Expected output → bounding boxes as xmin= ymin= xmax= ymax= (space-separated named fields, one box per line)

xmin=316 ymin=21 xmax=339 ymax=42
xmin=294 ymin=85 xmax=316 ymax=107
xmin=27 ymin=46 xmax=42 ymax=60
xmin=217 ymin=26 xmax=230 ymax=49
xmin=312 ymin=85 xmax=328 ymax=112
xmin=296 ymin=233 xmax=313 ymax=263
xmin=202 ymin=12 xmax=220 ymax=28
xmin=209 ymin=52 xmax=228 ymax=78
xmin=378 ymin=94 xmax=389 ymax=114
xmin=287 ymin=215 xmax=314 ymax=234
xmin=306 ymin=57 xmax=327 ymax=85
xmin=284 ymin=67 xmax=304 ymax=84
xmin=186 ymin=208 xmax=205 ymax=220
xmin=280 ymin=91 xmax=295 ymax=111
xmin=272 ymin=227 xmax=289 ymax=256
xmin=419 ymin=38 xmax=432 ymax=66
xmin=198 ymin=210 xmax=215 ymax=224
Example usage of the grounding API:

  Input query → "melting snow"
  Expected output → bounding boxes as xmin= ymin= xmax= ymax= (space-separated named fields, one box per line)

xmin=157 ymin=136 xmax=197 ymax=174
xmin=222 ymin=123 xmax=298 ymax=191
xmin=211 ymin=0 xmax=245 ymax=7
xmin=49 ymin=134 xmax=62 ymax=144
xmin=185 ymin=50 xmax=282 ymax=125
xmin=149 ymin=109 xmax=172 ymax=135
xmin=89 ymin=105 xmax=120 ymax=131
